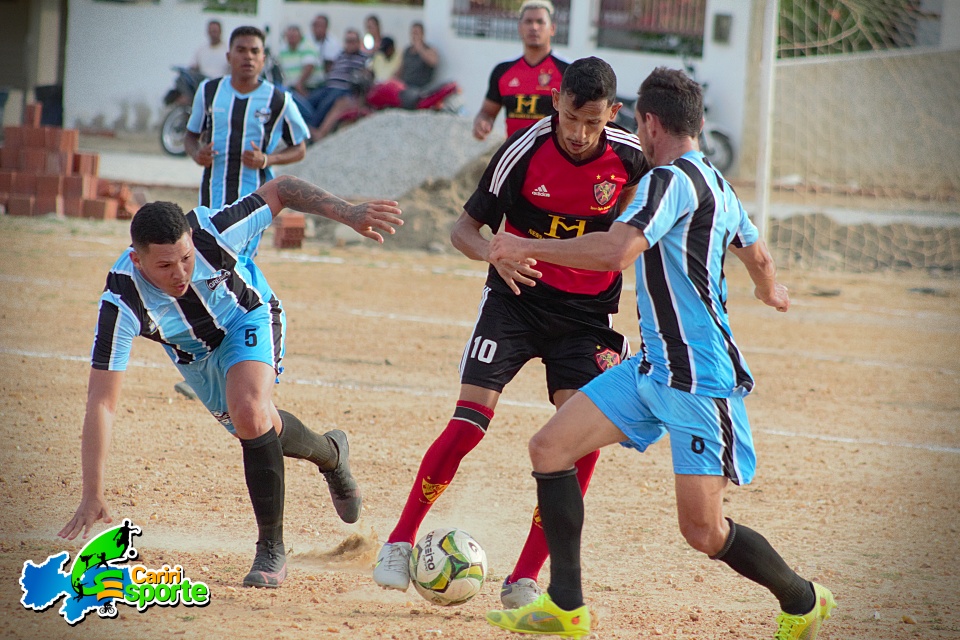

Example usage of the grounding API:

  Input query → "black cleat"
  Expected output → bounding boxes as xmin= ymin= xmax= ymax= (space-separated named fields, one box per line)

xmin=242 ymin=540 xmax=287 ymax=588
xmin=321 ymin=430 xmax=363 ymax=524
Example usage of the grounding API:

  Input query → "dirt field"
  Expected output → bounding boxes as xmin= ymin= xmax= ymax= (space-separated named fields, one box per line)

xmin=0 ymin=214 xmax=958 ymax=640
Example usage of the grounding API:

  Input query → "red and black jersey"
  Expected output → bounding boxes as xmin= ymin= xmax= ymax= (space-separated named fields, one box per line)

xmin=485 ymin=53 xmax=568 ymax=137
xmin=464 ymin=115 xmax=650 ymax=314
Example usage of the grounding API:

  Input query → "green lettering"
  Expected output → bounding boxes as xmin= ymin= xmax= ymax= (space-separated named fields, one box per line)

xmin=191 ymin=582 xmax=209 ymax=603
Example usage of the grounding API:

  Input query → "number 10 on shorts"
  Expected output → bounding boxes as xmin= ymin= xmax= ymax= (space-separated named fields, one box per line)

xmin=469 ymin=337 xmax=497 ymax=363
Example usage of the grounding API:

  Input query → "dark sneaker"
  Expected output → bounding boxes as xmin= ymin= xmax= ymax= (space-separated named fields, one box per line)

xmin=321 ymin=430 xmax=362 ymax=524
xmin=242 ymin=540 xmax=287 ymax=588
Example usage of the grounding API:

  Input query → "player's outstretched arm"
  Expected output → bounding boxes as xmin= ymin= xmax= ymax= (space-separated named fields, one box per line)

xmin=488 ymin=221 xmax=648 ymax=274
xmin=257 ymin=175 xmax=402 ymax=244
xmin=450 ymin=212 xmax=541 ymax=295
xmin=59 ymin=369 xmax=124 ymax=540
xmin=729 ymin=239 xmax=790 ymax=312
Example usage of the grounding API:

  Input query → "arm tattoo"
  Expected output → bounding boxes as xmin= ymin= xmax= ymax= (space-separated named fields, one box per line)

xmin=276 ymin=175 xmax=360 ymax=226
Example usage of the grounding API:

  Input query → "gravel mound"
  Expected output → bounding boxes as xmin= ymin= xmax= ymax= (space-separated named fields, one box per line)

xmin=280 ymin=110 xmax=502 ymax=200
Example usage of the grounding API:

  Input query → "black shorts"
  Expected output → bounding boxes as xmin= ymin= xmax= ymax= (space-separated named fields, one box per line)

xmin=459 ymin=287 xmax=629 ymax=403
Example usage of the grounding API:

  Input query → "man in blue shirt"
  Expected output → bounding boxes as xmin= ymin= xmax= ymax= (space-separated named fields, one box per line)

xmin=58 ymin=175 xmax=402 ymax=589
xmin=484 ymin=67 xmax=836 ymax=640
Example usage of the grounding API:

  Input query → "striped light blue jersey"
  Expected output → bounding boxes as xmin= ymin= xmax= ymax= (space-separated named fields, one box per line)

xmin=91 ymin=193 xmax=282 ymax=371
xmin=187 ymin=76 xmax=309 ymax=211
xmin=617 ymin=150 xmax=759 ymax=398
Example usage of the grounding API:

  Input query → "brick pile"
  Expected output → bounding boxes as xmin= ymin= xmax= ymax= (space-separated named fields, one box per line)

xmin=0 ymin=102 xmax=140 ymax=220
xmin=273 ymin=211 xmax=305 ymax=249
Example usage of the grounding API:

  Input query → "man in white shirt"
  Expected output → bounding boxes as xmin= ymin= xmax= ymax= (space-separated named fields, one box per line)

xmin=309 ymin=14 xmax=341 ymax=86
xmin=191 ymin=19 xmax=231 ymax=79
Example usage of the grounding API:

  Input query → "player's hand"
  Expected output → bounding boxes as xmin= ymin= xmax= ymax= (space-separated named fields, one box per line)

xmin=473 ymin=115 xmax=492 ymax=141
xmin=243 ymin=141 xmax=268 ymax=169
xmin=344 ymin=200 xmax=403 ymax=244
xmin=194 ymin=142 xmax=216 ymax=167
xmin=756 ymin=282 xmax=790 ymax=312
xmin=488 ymin=233 xmax=542 ymax=295
xmin=58 ymin=496 xmax=113 ymax=541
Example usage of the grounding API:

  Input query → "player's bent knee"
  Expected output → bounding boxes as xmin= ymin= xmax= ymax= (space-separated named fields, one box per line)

xmin=528 ymin=431 xmax=569 ymax=473
xmin=678 ymin=520 xmax=726 ymax=555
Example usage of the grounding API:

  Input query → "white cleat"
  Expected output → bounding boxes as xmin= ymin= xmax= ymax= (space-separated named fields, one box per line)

xmin=500 ymin=574 xmax=543 ymax=608
xmin=373 ymin=542 xmax=412 ymax=591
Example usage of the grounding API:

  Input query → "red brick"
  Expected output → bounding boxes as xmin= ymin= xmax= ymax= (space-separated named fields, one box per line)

xmin=277 ymin=211 xmax=306 ymax=229
xmin=8 ymin=194 xmax=35 ymax=216
xmin=12 ymin=172 xmax=36 ymax=195
xmin=3 ymin=126 xmax=23 ymax=147
xmin=0 ymin=146 xmax=20 ymax=170
xmin=73 ymin=152 xmax=100 ymax=176
xmin=21 ymin=148 xmax=47 ymax=173
xmin=0 ymin=191 xmax=8 ymax=210
xmin=23 ymin=103 xmax=42 ymax=128
xmin=21 ymin=126 xmax=46 ymax=148
xmin=63 ymin=196 xmax=83 ymax=217
xmin=45 ymin=151 xmax=74 ymax=175
xmin=64 ymin=174 xmax=95 ymax=199
xmin=60 ymin=129 xmax=80 ymax=153
xmin=36 ymin=174 xmax=63 ymax=196
xmin=35 ymin=194 xmax=63 ymax=216
xmin=0 ymin=170 xmax=14 ymax=192
xmin=82 ymin=197 xmax=117 ymax=220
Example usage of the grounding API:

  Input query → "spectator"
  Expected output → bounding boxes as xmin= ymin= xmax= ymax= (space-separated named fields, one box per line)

xmin=310 ymin=14 xmax=341 ymax=83
xmin=277 ymin=25 xmax=319 ymax=98
xmin=362 ymin=14 xmax=383 ymax=55
xmin=304 ymin=29 xmax=370 ymax=134
xmin=367 ymin=22 xmax=439 ymax=111
xmin=370 ymin=37 xmax=400 ymax=83
xmin=191 ymin=19 xmax=231 ymax=79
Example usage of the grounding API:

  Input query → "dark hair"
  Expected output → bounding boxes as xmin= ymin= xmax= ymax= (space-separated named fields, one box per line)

xmin=365 ymin=15 xmax=381 ymax=29
xmin=208 ymin=19 xmax=222 ymax=28
xmin=131 ymin=202 xmax=190 ymax=252
xmin=229 ymin=25 xmax=266 ymax=48
xmin=380 ymin=36 xmax=395 ymax=53
xmin=411 ymin=21 xmax=424 ymax=30
xmin=635 ymin=67 xmax=703 ymax=138
xmin=559 ymin=57 xmax=617 ymax=109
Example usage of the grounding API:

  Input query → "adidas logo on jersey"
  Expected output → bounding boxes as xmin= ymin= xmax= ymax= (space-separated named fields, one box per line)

xmin=532 ymin=184 xmax=550 ymax=198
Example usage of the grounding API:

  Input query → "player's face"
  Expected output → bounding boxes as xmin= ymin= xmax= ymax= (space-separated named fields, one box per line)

xmin=228 ymin=35 xmax=266 ymax=83
xmin=131 ymin=232 xmax=196 ymax=298
xmin=518 ymin=8 xmax=555 ymax=48
xmin=552 ymin=89 xmax=621 ymax=161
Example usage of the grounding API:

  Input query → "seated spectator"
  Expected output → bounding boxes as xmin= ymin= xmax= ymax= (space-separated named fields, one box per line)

xmin=367 ymin=22 xmax=440 ymax=110
xmin=310 ymin=14 xmax=341 ymax=85
xmin=305 ymin=29 xmax=371 ymax=137
xmin=371 ymin=37 xmax=401 ymax=83
xmin=362 ymin=15 xmax=383 ymax=55
xmin=278 ymin=25 xmax=319 ymax=97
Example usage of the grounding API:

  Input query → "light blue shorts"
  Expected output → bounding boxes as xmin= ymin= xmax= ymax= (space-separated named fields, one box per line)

xmin=581 ymin=356 xmax=756 ymax=485
xmin=175 ymin=302 xmax=285 ymax=435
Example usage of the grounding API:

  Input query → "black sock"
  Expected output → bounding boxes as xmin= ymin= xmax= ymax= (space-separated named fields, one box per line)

xmin=533 ymin=468 xmax=584 ymax=611
xmin=712 ymin=518 xmax=815 ymax=615
xmin=277 ymin=409 xmax=338 ymax=471
xmin=241 ymin=429 xmax=285 ymax=543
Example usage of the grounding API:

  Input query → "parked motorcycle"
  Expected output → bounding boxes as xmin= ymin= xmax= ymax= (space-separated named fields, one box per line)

xmin=614 ymin=61 xmax=735 ymax=174
xmin=160 ymin=66 xmax=203 ymax=156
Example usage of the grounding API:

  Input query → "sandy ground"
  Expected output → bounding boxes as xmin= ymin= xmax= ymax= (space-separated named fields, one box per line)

xmin=0 ymin=211 xmax=958 ymax=640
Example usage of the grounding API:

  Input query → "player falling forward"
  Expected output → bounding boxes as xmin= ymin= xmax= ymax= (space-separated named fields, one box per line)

xmin=484 ymin=67 xmax=835 ymax=639
xmin=59 ymin=175 xmax=402 ymax=589
xmin=373 ymin=57 xmax=649 ymax=608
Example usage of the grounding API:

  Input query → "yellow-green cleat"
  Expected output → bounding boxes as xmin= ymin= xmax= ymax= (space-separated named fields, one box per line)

xmin=486 ymin=592 xmax=590 ymax=638
xmin=774 ymin=582 xmax=837 ymax=639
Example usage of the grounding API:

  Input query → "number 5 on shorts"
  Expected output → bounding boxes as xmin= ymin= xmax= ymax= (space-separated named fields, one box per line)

xmin=469 ymin=336 xmax=497 ymax=363
xmin=244 ymin=327 xmax=257 ymax=347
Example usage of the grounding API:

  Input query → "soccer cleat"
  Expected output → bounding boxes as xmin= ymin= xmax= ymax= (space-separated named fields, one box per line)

xmin=372 ymin=541 xmax=412 ymax=591
xmin=500 ymin=574 xmax=543 ymax=608
xmin=173 ymin=380 xmax=198 ymax=401
xmin=486 ymin=592 xmax=591 ymax=638
xmin=774 ymin=582 xmax=837 ymax=639
xmin=242 ymin=540 xmax=287 ymax=588
xmin=321 ymin=430 xmax=362 ymax=524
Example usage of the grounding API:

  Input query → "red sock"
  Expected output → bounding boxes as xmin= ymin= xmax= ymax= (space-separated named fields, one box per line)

xmin=388 ymin=401 xmax=493 ymax=545
xmin=509 ymin=449 xmax=600 ymax=583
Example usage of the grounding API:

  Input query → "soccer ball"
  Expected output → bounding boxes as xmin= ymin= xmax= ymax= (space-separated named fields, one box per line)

xmin=409 ymin=527 xmax=487 ymax=606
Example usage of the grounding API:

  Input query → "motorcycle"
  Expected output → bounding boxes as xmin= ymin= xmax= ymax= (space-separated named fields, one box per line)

xmin=160 ymin=66 xmax=203 ymax=156
xmin=614 ymin=61 xmax=735 ymax=174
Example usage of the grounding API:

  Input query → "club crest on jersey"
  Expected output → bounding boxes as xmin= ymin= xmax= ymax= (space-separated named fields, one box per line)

xmin=254 ymin=107 xmax=272 ymax=123
xmin=205 ymin=269 xmax=231 ymax=290
xmin=537 ymin=69 xmax=553 ymax=88
xmin=594 ymin=181 xmax=616 ymax=206
xmin=594 ymin=348 xmax=621 ymax=371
